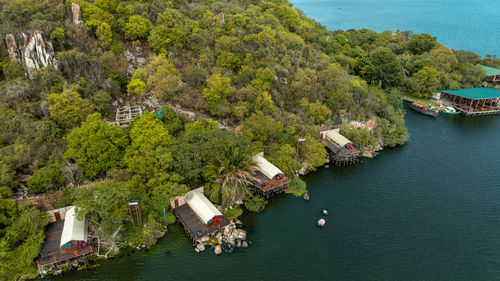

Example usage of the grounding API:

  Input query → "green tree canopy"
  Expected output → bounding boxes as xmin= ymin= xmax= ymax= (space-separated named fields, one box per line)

xmin=202 ymin=73 xmax=235 ymax=116
xmin=0 ymin=202 xmax=49 ymax=280
xmin=96 ymin=22 xmax=113 ymax=48
xmin=406 ymin=66 xmax=442 ymax=98
xmin=124 ymin=113 xmax=174 ymax=188
xmin=65 ymin=113 xmax=129 ymax=179
xmin=146 ymin=55 xmax=182 ymax=101
xmin=27 ymin=163 xmax=65 ymax=193
xmin=408 ymin=33 xmax=437 ymax=55
xmin=158 ymin=105 xmax=184 ymax=136
xmin=358 ymin=47 xmax=403 ymax=89
xmin=124 ymin=15 xmax=152 ymax=40
xmin=73 ymin=180 xmax=132 ymax=248
xmin=48 ymin=90 xmax=95 ymax=129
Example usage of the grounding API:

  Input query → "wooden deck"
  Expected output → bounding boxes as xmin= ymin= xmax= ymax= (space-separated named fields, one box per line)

xmin=248 ymin=170 xmax=289 ymax=198
xmin=38 ymin=221 xmax=93 ymax=266
xmin=321 ymin=139 xmax=359 ymax=166
xmin=173 ymin=204 xmax=229 ymax=242
xmin=455 ymin=105 xmax=500 ymax=116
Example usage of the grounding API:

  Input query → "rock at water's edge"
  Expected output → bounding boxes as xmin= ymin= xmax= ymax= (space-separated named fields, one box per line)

xmin=196 ymin=243 xmax=205 ymax=252
xmin=214 ymin=245 xmax=222 ymax=255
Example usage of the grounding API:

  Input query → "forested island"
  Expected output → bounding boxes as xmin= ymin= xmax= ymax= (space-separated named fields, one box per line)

xmin=0 ymin=0 xmax=499 ymax=279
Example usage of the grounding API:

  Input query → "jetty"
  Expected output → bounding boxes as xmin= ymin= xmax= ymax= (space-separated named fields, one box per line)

xmin=37 ymin=206 xmax=94 ymax=273
xmin=171 ymin=188 xmax=230 ymax=242
xmin=440 ymin=88 xmax=500 ymax=116
xmin=248 ymin=153 xmax=290 ymax=198
xmin=319 ymin=129 xmax=359 ymax=166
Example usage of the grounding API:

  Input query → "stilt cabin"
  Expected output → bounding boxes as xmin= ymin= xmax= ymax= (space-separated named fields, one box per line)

xmin=319 ymin=129 xmax=359 ymax=166
xmin=248 ymin=153 xmax=290 ymax=198
xmin=440 ymin=88 xmax=500 ymax=116
xmin=171 ymin=188 xmax=230 ymax=242
xmin=38 ymin=206 xmax=94 ymax=271
xmin=482 ymin=65 xmax=500 ymax=87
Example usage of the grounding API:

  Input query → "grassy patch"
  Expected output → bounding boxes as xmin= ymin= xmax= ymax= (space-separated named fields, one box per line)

xmin=403 ymin=95 xmax=439 ymax=106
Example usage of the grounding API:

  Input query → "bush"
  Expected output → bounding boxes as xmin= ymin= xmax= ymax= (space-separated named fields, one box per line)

xmin=92 ymin=90 xmax=113 ymax=117
xmin=27 ymin=164 xmax=65 ymax=193
xmin=224 ymin=206 xmax=243 ymax=220
xmin=205 ymin=182 xmax=221 ymax=204
xmin=164 ymin=211 xmax=176 ymax=225
xmin=286 ymin=175 xmax=307 ymax=197
xmin=244 ymin=195 xmax=267 ymax=212
xmin=159 ymin=105 xmax=184 ymax=136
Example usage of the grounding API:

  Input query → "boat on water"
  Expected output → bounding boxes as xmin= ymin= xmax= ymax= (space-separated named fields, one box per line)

xmin=442 ymin=106 xmax=459 ymax=115
xmin=410 ymin=102 xmax=439 ymax=117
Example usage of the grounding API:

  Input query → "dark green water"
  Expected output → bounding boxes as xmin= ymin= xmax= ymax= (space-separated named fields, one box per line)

xmin=56 ymin=109 xmax=500 ymax=281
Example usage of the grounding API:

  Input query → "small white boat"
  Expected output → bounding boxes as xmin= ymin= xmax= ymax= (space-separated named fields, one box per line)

xmin=443 ymin=106 xmax=459 ymax=115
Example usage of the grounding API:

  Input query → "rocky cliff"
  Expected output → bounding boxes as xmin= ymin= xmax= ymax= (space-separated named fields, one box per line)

xmin=71 ymin=3 xmax=82 ymax=26
xmin=5 ymin=31 xmax=57 ymax=79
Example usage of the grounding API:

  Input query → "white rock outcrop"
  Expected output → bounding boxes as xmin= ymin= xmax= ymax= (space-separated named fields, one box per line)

xmin=5 ymin=31 xmax=57 ymax=79
xmin=72 ymin=3 xmax=82 ymax=25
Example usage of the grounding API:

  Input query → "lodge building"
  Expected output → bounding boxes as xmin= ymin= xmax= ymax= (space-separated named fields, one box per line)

xmin=248 ymin=153 xmax=290 ymax=198
xmin=171 ymin=188 xmax=230 ymax=242
xmin=440 ymin=88 xmax=500 ymax=116
xmin=319 ymin=129 xmax=359 ymax=166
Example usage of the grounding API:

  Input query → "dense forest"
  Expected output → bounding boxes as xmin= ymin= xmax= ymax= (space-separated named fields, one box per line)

xmin=0 ymin=0 xmax=499 ymax=279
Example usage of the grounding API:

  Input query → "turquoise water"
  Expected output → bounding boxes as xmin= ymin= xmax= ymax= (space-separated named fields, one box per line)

xmin=290 ymin=0 xmax=500 ymax=56
xmin=55 ymin=108 xmax=500 ymax=281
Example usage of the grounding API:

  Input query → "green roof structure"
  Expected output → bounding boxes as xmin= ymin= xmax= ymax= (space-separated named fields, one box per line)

xmin=441 ymin=88 xmax=500 ymax=100
xmin=481 ymin=65 xmax=500 ymax=77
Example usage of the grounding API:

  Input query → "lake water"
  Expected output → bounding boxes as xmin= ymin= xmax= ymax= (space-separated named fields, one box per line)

xmin=290 ymin=0 xmax=500 ymax=56
xmin=55 ymin=108 xmax=500 ymax=281
xmin=49 ymin=2 xmax=500 ymax=279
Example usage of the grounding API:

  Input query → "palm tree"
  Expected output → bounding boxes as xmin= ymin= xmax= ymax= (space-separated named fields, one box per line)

xmin=207 ymin=146 xmax=255 ymax=207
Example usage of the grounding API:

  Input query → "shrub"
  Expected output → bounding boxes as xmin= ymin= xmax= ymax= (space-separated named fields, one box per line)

xmin=27 ymin=164 xmax=65 ymax=193
xmin=224 ymin=206 xmax=243 ymax=220
xmin=286 ymin=175 xmax=307 ymax=197
xmin=244 ymin=195 xmax=267 ymax=212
